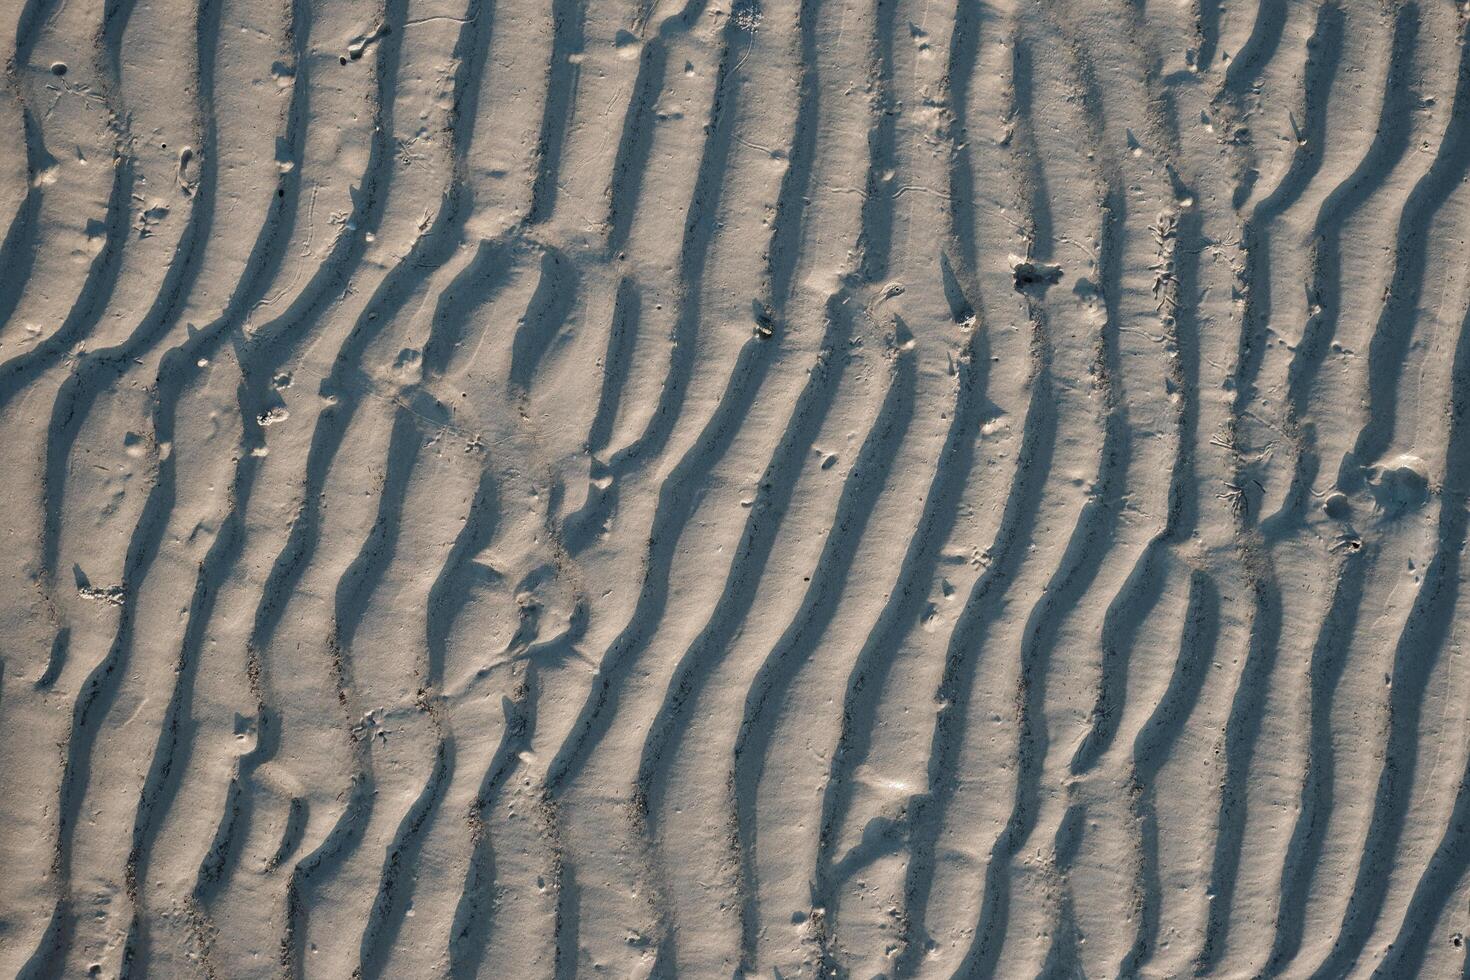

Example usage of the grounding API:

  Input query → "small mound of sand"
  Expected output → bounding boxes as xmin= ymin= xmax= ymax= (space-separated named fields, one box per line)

xmin=1365 ymin=454 xmax=1430 ymax=516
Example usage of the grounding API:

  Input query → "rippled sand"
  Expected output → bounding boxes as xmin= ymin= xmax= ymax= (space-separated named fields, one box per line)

xmin=2 ymin=0 xmax=1470 ymax=976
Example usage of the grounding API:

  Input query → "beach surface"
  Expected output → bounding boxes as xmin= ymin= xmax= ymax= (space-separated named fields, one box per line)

xmin=2 ymin=0 xmax=1470 ymax=976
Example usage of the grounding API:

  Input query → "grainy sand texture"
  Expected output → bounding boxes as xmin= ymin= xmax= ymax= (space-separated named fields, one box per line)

xmin=3 ymin=0 xmax=1470 ymax=976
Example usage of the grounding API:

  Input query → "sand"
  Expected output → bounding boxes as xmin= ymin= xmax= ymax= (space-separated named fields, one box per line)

xmin=1 ymin=0 xmax=1469 ymax=976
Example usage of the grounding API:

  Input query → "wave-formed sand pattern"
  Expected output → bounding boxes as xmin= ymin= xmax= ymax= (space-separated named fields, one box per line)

xmin=2 ymin=0 xmax=1470 ymax=975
